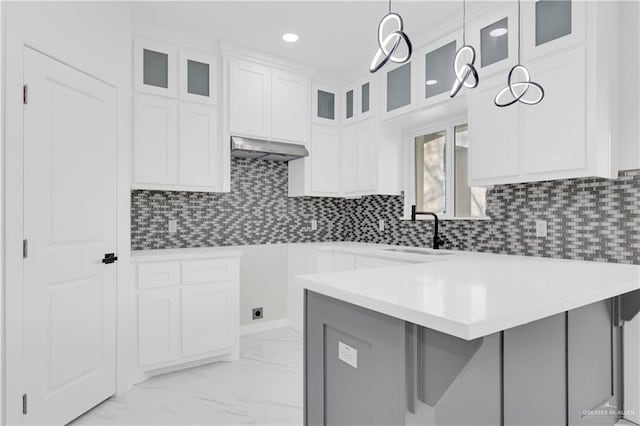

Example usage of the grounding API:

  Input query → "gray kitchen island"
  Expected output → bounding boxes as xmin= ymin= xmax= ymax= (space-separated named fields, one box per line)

xmin=297 ymin=252 xmax=640 ymax=426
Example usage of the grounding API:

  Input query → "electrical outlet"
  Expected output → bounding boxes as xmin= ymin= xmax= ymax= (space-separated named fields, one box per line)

xmin=338 ymin=341 xmax=358 ymax=368
xmin=535 ymin=220 xmax=547 ymax=237
xmin=252 ymin=307 xmax=263 ymax=320
xmin=168 ymin=219 xmax=177 ymax=234
xmin=378 ymin=219 xmax=385 ymax=231
xmin=311 ymin=219 xmax=318 ymax=231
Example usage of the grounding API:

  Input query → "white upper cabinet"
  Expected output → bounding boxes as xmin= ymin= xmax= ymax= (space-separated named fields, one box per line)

xmin=342 ymin=76 xmax=377 ymax=125
xmin=312 ymin=82 xmax=340 ymax=126
xmin=341 ymin=118 xmax=376 ymax=195
xmin=272 ymin=70 xmax=310 ymax=143
xmin=227 ymin=57 xmax=310 ymax=144
xmin=289 ymin=124 xmax=341 ymax=197
xmin=179 ymin=49 xmax=217 ymax=105
xmin=135 ymin=38 xmax=178 ymax=98
xmin=228 ymin=58 xmax=272 ymax=139
xmin=418 ymin=32 xmax=460 ymax=108
xmin=134 ymin=95 xmax=178 ymax=186
xmin=468 ymin=4 xmax=518 ymax=78
xmin=382 ymin=61 xmax=416 ymax=119
xmin=179 ymin=103 xmax=220 ymax=189
xmin=469 ymin=1 xmax=619 ymax=186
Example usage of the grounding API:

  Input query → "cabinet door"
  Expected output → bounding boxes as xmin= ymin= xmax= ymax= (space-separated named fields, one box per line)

xmin=134 ymin=38 xmax=177 ymax=98
xmin=383 ymin=61 xmax=415 ymax=119
xmin=182 ymin=283 xmax=234 ymax=357
xmin=229 ymin=59 xmax=271 ymax=138
xmin=272 ymin=70 xmax=310 ymax=143
xmin=343 ymin=85 xmax=358 ymax=125
xmin=418 ymin=34 xmax=459 ymax=107
xmin=520 ymin=47 xmax=586 ymax=179
xmin=468 ymin=76 xmax=519 ymax=185
xmin=138 ymin=288 xmax=180 ymax=367
xmin=134 ymin=95 xmax=178 ymax=186
xmin=356 ymin=119 xmax=376 ymax=192
xmin=179 ymin=49 xmax=216 ymax=105
xmin=310 ymin=124 xmax=341 ymax=194
xmin=359 ymin=78 xmax=375 ymax=120
xmin=179 ymin=103 xmax=220 ymax=189
xmin=312 ymin=83 xmax=339 ymax=126
xmin=468 ymin=4 xmax=518 ymax=77
xmin=341 ymin=126 xmax=358 ymax=193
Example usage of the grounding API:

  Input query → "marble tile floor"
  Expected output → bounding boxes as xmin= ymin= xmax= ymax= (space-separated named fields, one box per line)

xmin=70 ymin=327 xmax=304 ymax=426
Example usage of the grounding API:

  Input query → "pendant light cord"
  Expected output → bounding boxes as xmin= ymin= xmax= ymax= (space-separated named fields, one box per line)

xmin=517 ymin=0 xmax=521 ymax=64
xmin=462 ymin=0 xmax=466 ymax=44
xmin=388 ymin=0 xmax=391 ymax=13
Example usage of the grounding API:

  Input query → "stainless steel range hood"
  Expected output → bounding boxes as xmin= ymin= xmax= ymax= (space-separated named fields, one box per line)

xmin=230 ymin=136 xmax=309 ymax=161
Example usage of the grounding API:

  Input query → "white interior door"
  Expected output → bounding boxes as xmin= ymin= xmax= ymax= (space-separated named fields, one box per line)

xmin=23 ymin=47 xmax=117 ymax=425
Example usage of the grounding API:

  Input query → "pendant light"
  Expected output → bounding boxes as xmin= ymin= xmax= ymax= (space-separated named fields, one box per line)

xmin=450 ymin=0 xmax=479 ymax=98
xmin=494 ymin=0 xmax=544 ymax=107
xmin=369 ymin=0 xmax=413 ymax=74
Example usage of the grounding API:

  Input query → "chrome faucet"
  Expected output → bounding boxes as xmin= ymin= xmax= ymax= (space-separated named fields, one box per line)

xmin=411 ymin=205 xmax=444 ymax=250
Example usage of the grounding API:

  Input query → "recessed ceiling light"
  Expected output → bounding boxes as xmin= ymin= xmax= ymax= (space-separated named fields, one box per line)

xmin=426 ymin=79 xmax=438 ymax=86
xmin=490 ymin=28 xmax=508 ymax=37
xmin=282 ymin=33 xmax=299 ymax=43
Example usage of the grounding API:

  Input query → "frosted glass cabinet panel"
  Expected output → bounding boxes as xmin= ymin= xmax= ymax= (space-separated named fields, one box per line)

xmin=318 ymin=91 xmax=335 ymax=120
xmin=536 ymin=0 xmax=572 ymax=46
xmin=481 ymin=18 xmax=509 ymax=67
xmin=361 ymin=83 xmax=370 ymax=114
xmin=179 ymin=50 xmax=217 ymax=105
xmin=386 ymin=63 xmax=412 ymax=112
xmin=312 ymin=83 xmax=339 ymax=125
xmin=135 ymin=38 xmax=177 ymax=97
xmin=346 ymin=90 xmax=354 ymax=119
xmin=424 ymin=41 xmax=457 ymax=99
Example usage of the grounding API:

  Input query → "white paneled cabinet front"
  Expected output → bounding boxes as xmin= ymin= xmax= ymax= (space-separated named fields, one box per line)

xmin=342 ymin=119 xmax=376 ymax=195
xmin=228 ymin=58 xmax=271 ymax=138
xmin=309 ymin=125 xmax=341 ymax=194
xmin=272 ymin=70 xmax=309 ymax=143
xmin=179 ymin=103 xmax=220 ymax=189
xmin=135 ymin=256 xmax=240 ymax=375
xmin=134 ymin=95 xmax=178 ymax=185
xmin=133 ymin=94 xmax=220 ymax=191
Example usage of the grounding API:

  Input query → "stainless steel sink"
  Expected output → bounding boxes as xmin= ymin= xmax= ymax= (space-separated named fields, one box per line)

xmin=381 ymin=248 xmax=453 ymax=255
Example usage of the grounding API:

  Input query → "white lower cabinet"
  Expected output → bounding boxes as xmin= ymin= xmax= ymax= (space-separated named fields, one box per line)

xmin=134 ymin=255 xmax=240 ymax=377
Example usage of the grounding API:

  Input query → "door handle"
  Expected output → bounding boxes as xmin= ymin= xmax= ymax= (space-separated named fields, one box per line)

xmin=101 ymin=253 xmax=118 ymax=264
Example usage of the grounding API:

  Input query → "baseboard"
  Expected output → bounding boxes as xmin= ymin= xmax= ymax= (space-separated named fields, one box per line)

xmin=240 ymin=318 xmax=289 ymax=336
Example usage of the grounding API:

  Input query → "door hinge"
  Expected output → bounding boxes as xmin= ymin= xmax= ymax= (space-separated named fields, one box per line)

xmin=22 ymin=394 xmax=27 ymax=415
xmin=23 ymin=239 xmax=28 ymax=259
xmin=23 ymin=84 xmax=28 ymax=105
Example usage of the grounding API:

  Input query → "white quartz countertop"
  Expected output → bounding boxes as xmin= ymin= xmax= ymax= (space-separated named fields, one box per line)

xmin=296 ymin=252 xmax=640 ymax=340
xmin=131 ymin=247 xmax=242 ymax=262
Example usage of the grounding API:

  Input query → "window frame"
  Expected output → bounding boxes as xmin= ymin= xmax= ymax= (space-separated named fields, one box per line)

xmin=403 ymin=117 xmax=490 ymax=220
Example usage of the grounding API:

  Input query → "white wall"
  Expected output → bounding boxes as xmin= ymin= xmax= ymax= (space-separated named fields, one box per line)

xmin=2 ymin=2 xmax=132 ymax=423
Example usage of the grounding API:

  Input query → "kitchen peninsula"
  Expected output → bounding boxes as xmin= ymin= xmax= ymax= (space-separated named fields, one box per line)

xmin=297 ymin=252 xmax=640 ymax=426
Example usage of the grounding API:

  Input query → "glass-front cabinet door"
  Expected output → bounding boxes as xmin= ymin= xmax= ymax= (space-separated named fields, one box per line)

xmin=343 ymin=87 xmax=357 ymax=124
xmin=383 ymin=61 xmax=415 ymax=119
xmin=522 ymin=0 xmax=585 ymax=60
xmin=468 ymin=4 xmax=518 ymax=77
xmin=418 ymin=32 xmax=460 ymax=107
xmin=134 ymin=38 xmax=177 ymax=98
xmin=179 ymin=49 xmax=217 ymax=105
xmin=342 ymin=76 xmax=376 ymax=124
xmin=312 ymin=82 xmax=339 ymax=126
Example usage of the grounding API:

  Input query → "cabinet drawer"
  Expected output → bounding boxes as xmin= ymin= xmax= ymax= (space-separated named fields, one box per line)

xmin=181 ymin=258 xmax=238 ymax=285
xmin=137 ymin=262 xmax=180 ymax=289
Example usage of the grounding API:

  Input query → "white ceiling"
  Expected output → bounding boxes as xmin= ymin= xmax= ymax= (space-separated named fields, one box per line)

xmin=132 ymin=1 xmax=464 ymax=78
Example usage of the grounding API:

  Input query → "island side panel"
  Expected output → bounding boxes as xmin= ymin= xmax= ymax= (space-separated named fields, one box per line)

xmin=304 ymin=290 xmax=406 ymax=426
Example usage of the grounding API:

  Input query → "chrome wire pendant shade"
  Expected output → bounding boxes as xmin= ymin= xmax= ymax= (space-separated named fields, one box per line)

xmin=494 ymin=0 xmax=544 ymax=107
xmin=450 ymin=0 xmax=479 ymax=97
xmin=369 ymin=0 xmax=413 ymax=73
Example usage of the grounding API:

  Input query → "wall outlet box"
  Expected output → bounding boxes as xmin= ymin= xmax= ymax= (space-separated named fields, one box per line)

xmin=338 ymin=341 xmax=358 ymax=369
xmin=168 ymin=219 xmax=177 ymax=234
xmin=252 ymin=307 xmax=263 ymax=320
xmin=535 ymin=220 xmax=547 ymax=237
xmin=311 ymin=219 xmax=318 ymax=231
xmin=379 ymin=219 xmax=385 ymax=231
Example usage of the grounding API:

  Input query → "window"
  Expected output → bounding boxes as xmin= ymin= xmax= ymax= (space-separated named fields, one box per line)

xmin=413 ymin=122 xmax=486 ymax=218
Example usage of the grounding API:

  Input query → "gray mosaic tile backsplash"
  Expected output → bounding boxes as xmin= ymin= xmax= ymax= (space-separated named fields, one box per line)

xmin=132 ymin=158 xmax=640 ymax=264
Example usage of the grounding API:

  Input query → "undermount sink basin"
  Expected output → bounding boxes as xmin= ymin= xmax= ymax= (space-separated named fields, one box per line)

xmin=381 ymin=248 xmax=453 ymax=255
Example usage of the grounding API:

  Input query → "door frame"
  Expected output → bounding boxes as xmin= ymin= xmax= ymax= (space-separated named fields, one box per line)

xmin=3 ymin=16 xmax=132 ymax=426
